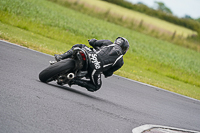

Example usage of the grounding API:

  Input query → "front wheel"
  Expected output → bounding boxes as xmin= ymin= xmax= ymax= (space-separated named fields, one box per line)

xmin=39 ymin=59 xmax=75 ymax=83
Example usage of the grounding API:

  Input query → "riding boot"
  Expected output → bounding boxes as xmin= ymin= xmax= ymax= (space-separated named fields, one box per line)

xmin=55 ymin=49 xmax=73 ymax=61
xmin=71 ymin=79 xmax=97 ymax=92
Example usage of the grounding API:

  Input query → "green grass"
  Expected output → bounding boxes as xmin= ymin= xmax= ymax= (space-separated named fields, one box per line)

xmin=0 ymin=0 xmax=200 ymax=100
xmin=71 ymin=0 xmax=197 ymax=37
xmin=50 ymin=0 xmax=200 ymax=52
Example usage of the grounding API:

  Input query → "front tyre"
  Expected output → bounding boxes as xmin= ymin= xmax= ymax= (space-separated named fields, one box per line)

xmin=39 ymin=59 xmax=75 ymax=83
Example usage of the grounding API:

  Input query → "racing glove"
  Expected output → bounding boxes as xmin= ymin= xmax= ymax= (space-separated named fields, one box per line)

xmin=88 ymin=39 xmax=97 ymax=47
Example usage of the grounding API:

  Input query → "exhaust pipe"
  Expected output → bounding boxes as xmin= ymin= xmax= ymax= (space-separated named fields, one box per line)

xmin=67 ymin=73 xmax=75 ymax=80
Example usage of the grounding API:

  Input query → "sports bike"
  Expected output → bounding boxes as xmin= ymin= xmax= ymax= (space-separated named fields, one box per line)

xmin=39 ymin=47 xmax=91 ymax=85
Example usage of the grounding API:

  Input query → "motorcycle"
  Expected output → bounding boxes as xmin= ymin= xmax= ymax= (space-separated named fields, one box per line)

xmin=39 ymin=47 xmax=90 ymax=86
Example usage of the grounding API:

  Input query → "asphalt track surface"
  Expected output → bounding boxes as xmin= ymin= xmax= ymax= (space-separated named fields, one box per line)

xmin=0 ymin=40 xmax=200 ymax=133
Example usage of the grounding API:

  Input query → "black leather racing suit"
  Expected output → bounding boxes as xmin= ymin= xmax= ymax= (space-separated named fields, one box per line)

xmin=69 ymin=39 xmax=124 ymax=92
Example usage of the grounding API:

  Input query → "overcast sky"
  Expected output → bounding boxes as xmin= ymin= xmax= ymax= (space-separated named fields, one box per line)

xmin=126 ymin=0 xmax=200 ymax=19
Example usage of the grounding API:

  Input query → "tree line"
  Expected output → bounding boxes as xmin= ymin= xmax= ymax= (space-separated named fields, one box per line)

xmin=102 ymin=0 xmax=200 ymax=37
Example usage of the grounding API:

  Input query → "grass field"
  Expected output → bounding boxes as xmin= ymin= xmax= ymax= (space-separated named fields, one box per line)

xmin=0 ymin=0 xmax=200 ymax=100
xmin=52 ymin=0 xmax=200 ymax=52
xmin=71 ymin=0 xmax=197 ymax=37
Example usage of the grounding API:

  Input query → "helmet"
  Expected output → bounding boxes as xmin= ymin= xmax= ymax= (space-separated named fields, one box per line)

xmin=114 ymin=37 xmax=129 ymax=55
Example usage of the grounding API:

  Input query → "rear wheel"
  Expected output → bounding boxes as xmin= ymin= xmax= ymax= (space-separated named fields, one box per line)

xmin=39 ymin=59 xmax=75 ymax=83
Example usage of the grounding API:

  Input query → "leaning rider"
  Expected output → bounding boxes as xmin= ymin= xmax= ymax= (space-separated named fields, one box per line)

xmin=55 ymin=37 xmax=129 ymax=92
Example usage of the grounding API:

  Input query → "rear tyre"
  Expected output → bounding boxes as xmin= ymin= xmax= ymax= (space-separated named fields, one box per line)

xmin=39 ymin=59 xmax=75 ymax=83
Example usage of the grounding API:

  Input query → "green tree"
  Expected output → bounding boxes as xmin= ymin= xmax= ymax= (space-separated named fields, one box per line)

xmin=155 ymin=1 xmax=173 ymax=14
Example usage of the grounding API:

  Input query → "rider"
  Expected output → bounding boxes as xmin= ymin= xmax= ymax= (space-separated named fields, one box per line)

xmin=55 ymin=37 xmax=129 ymax=92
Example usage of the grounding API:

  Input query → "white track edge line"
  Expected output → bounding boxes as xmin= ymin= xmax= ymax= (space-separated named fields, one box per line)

xmin=132 ymin=124 xmax=200 ymax=133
